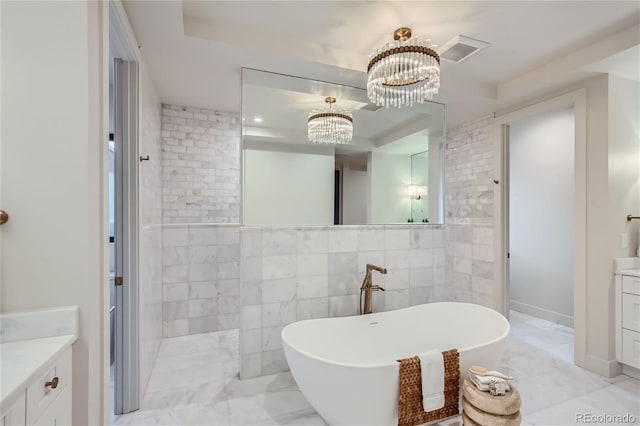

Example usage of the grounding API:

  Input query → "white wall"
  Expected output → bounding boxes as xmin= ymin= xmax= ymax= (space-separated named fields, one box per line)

xmin=342 ymin=166 xmax=368 ymax=225
xmin=369 ymin=152 xmax=412 ymax=223
xmin=1 ymin=1 xmax=108 ymax=424
xmin=444 ymin=74 xmax=633 ymax=376
xmin=509 ymin=107 xmax=575 ymax=326
xmin=243 ymin=144 xmax=334 ymax=225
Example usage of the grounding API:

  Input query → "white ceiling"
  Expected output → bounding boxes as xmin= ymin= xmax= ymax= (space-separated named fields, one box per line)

xmin=122 ymin=1 xmax=640 ymax=126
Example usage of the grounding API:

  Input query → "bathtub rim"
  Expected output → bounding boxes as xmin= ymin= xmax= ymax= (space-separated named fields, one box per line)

xmin=281 ymin=302 xmax=510 ymax=369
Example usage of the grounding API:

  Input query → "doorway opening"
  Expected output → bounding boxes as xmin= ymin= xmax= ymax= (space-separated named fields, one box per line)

xmin=495 ymin=89 xmax=588 ymax=368
xmin=507 ymin=107 xmax=575 ymax=328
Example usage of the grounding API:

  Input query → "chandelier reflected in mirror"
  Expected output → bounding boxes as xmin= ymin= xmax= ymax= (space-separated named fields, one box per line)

xmin=367 ymin=27 xmax=440 ymax=108
xmin=307 ymin=97 xmax=353 ymax=144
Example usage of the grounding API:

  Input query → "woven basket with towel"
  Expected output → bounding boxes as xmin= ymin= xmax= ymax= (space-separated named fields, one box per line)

xmin=397 ymin=349 xmax=460 ymax=426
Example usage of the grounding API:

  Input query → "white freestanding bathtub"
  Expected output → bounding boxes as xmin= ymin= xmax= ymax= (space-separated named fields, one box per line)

xmin=282 ymin=302 xmax=510 ymax=426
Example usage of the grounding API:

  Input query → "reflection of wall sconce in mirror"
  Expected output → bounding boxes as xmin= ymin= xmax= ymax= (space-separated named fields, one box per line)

xmin=408 ymin=185 xmax=428 ymax=200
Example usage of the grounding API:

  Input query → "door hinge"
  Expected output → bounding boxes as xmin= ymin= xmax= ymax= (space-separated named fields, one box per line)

xmin=507 ymin=252 xmax=510 ymax=259
xmin=115 ymin=276 xmax=123 ymax=286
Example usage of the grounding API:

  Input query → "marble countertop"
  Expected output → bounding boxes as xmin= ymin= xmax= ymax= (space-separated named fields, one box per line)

xmin=0 ymin=306 xmax=78 ymax=412
xmin=619 ymin=269 xmax=640 ymax=278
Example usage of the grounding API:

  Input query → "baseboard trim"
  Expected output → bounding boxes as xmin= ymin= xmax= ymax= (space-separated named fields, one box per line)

xmin=510 ymin=300 xmax=573 ymax=327
xmin=585 ymin=355 xmax=623 ymax=378
xmin=622 ymin=364 xmax=639 ymax=380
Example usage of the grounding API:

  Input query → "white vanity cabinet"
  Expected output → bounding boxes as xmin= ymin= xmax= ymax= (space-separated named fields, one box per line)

xmin=0 ymin=307 xmax=78 ymax=426
xmin=1 ymin=347 xmax=72 ymax=426
xmin=27 ymin=347 xmax=72 ymax=425
xmin=615 ymin=267 xmax=640 ymax=371
xmin=1 ymin=394 xmax=25 ymax=426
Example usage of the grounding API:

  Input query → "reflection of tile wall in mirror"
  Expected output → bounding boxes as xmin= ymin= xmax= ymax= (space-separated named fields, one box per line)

xmin=241 ymin=68 xmax=445 ymax=225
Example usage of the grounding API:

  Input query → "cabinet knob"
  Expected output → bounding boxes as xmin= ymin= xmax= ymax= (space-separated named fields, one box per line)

xmin=45 ymin=377 xmax=59 ymax=389
xmin=0 ymin=210 xmax=8 ymax=225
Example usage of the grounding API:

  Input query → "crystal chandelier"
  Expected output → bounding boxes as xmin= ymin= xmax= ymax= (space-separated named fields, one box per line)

xmin=367 ymin=27 xmax=440 ymax=108
xmin=307 ymin=97 xmax=353 ymax=144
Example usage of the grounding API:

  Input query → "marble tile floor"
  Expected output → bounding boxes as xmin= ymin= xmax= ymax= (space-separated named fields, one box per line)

xmin=112 ymin=311 xmax=639 ymax=426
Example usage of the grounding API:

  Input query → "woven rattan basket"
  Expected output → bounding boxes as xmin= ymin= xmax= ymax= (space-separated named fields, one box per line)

xmin=397 ymin=349 xmax=460 ymax=426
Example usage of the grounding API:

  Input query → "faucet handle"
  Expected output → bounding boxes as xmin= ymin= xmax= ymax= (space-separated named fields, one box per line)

xmin=371 ymin=285 xmax=385 ymax=292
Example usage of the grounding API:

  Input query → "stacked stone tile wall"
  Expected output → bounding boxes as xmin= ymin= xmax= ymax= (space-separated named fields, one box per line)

xmin=161 ymin=104 xmax=240 ymax=224
xmin=160 ymin=104 xmax=241 ymax=337
xmin=444 ymin=115 xmax=496 ymax=308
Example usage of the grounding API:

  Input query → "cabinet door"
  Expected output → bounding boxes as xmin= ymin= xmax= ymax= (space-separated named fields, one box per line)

xmin=1 ymin=393 xmax=26 ymax=426
xmin=32 ymin=387 xmax=71 ymax=426
xmin=26 ymin=348 xmax=71 ymax=424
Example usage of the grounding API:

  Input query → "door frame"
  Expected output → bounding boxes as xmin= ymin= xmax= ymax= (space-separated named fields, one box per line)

xmin=109 ymin=0 xmax=141 ymax=415
xmin=493 ymin=89 xmax=587 ymax=367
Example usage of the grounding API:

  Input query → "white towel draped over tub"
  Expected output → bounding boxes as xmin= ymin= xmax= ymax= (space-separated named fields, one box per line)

xmin=418 ymin=350 xmax=445 ymax=411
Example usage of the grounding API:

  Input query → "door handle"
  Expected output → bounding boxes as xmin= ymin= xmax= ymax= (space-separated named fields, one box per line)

xmin=0 ymin=210 xmax=8 ymax=225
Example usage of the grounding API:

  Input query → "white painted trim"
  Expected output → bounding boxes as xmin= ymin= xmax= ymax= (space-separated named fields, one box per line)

xmin=622 ymin=364 xmax=639 ymax=380
xmin=113 ymin=58 xmax=140 ymax=415
xmin=586 ymin=354 xmax=623 ymax=378
xmin=109 ymin=0 xmax=142 ymax=415
xmin=493 ymin=88 xmax=587 ymax=368
xmin=510 ymin=300 xmax=573 ymax=328
xmin=109 ymin=0 xmax=140 ymax=62
xmin=615 ymin=274 xmax=622 ymax=362
xmin=96 ymin=2 xmax=110 ymax=424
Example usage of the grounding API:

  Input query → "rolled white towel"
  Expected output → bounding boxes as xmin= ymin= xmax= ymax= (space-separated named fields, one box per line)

xmin=472 ymin=374 xmax=509 ymax=385
xmin=469 ymin=374 xmax=491 ymax=391
xmin=419 ymin=350 xmax=445 ymax=411
xmin=469 ymin=374 xmax=511 ymax=392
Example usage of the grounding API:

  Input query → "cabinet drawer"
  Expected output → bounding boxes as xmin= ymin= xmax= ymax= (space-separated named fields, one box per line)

xmin=622 ymin=275 xmax=640 ymax=296
xmin=26 ymin=347 xmax=71 ymax=425
xmin=622 ymin=329 xmax=640 ymax=369
xmin=33 ymin=386 xmax=71 ymax=426
xmin=622 ymin=293 xmax=640 ymax=332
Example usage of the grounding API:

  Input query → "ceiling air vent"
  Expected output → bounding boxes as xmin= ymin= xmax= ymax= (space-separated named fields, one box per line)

xmin=440 ymin=35 xmax=490 ymax=63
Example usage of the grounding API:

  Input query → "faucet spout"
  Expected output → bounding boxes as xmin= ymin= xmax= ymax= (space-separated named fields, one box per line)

xmin=366 ymin=264 xmax=387 ymax=274
xmin=360 ymin=264 xmax=388 ymax=315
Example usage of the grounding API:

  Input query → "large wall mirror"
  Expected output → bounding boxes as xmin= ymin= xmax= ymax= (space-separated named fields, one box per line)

xmin=241 ymin=68 xmax=445 ymax=226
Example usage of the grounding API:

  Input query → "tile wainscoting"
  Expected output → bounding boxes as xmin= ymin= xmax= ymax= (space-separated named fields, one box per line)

xmin=445 ymin=224 xmax=495 ymax=308
xmin=162 ymin=224 xmax=240 ymax=337
xmin=239 ymin=224 xmax=447 ymax=379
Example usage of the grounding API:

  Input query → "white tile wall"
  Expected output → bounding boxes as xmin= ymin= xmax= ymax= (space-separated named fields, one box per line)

xmin=162 ymin=224 xmax=240 ymax=337
xmin=139 ymin=66 xmax=163 ymax=396
xmin=239 ymin=225 xmax=447 ymax=379
xmin=154 ymin=104 xmax=502 ymax=380
xmin=159 ymin=104 xmax=242 ymax=338
xmin=444 ymin=115 xmax=495 ymax=225
xmin=443 ymin=114 xmax=496 ymax=309
xmin=161 ymin=104 xmax=240 ymax=224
